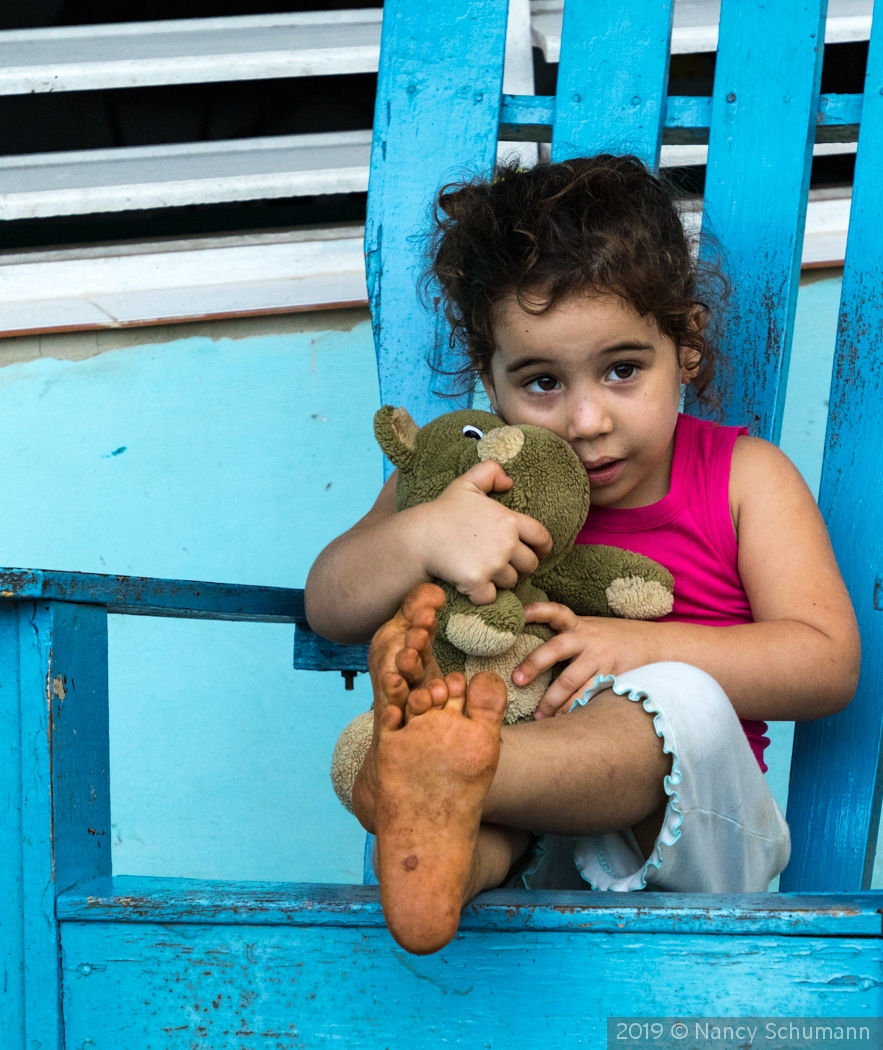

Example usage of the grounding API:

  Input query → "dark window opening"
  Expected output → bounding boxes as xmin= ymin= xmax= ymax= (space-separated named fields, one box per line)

xmin=0 ymin=193 xmax=367 ymax=252
xmin=1 ymin=0 xmax=379 ymax=31
xmin=0 ymin=74 xmax=377 ymax=157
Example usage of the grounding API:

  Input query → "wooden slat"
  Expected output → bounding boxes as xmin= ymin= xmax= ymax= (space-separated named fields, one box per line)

xmin=365 ymin=0 xmax=508 ymax=428
xmin=499 ymin=91 xmax=861 ymax=144
xmin=59 ymin=876 xmax=883 ymax=936
xmin=0 ymin=11 xmax=383 ymax=95
xmin=784 ymin=0 xmax=883 ymax=893
xmin=0 ymin=130 xmax=371 ymax=221
xmin=0 ymin=568 xmax=306 ymax=623
xmin=692 ymin=0 xmax=825 ymax=441
xmin=551 ymin=0 xmax=674 ymax=168
xmin=60 ymin=919 xmax=883 ymax=1049
xmin=0 ymin=608 xmax=25 ymax=1046
xmin=2 ymin=602 xmax=112 ymax=1050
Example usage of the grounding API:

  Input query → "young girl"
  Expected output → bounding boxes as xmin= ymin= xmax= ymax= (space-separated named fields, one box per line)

xmin=305 ymin=155 xmax=860 ymax=956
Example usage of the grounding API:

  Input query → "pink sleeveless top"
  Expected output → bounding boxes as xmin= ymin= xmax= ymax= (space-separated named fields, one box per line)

xmin=576 ymin=412 xmax=769 ymax=771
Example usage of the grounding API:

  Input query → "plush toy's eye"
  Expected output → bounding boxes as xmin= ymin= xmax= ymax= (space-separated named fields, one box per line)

xmin=462 ymin=425 xmax=484 ymax=440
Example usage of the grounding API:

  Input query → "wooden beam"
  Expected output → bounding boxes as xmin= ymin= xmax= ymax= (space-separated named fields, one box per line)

xmin=0 ymin=568 xmax=306 ymax=623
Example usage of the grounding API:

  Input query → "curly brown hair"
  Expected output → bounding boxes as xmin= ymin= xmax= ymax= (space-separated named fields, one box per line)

xmin=428 ymin=154 xmax=725 ymax=403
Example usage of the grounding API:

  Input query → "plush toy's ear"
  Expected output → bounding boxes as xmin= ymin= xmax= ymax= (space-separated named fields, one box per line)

xmin=374 ymin=405 xmax=419 ymax=471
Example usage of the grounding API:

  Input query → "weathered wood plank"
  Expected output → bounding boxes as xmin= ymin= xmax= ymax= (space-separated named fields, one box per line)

xmin=784 ymin=0 xmax=883 ymax=893
xmin=692 ymin=0 xmax=826 ymax=440
xmin=60 ymin=920 xmax=883 ymax=1049
xmin=2 ymin=602 xmax=111 ymax=1050
xmin=0 ymin=568 xmax=305 ymax=622
xmin=552 ymin=0 xmax=674 ymax=168
xmin=16 ymin=604 xmax=63 ymax=1050
xmin=366 ymin=0 xmax=508 ymax=429
xmin=44 ymin=603 xmax=111 ymax=896
xmin=59 ymin=878 xmax=883 ymax=937
xmin=0 ymin=606 xmax=25 ymax=1050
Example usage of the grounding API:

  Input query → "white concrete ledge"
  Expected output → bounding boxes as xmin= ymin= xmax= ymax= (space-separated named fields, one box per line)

xmin=0 ymin=10 xmax=383 ymax=95
xmin=0 ymin=226 xmax=368 ymax=336
xmin=530 ymin=0 xmax=872 ymax=63
xmin=0 ymin=131 xmax=372 ymax=221
xmin=661 ymin=140 xmax=858 ymax=168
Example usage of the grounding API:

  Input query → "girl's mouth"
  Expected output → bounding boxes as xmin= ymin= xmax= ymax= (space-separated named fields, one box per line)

xmin=583 ymin=458 xmax=625 ymax=486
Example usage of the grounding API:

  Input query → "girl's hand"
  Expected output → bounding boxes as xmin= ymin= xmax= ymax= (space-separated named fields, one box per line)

xmin=514 ymin=602 xmax=655 ymax=718
xmin=415 ymin=462 xmax=553 ymax=605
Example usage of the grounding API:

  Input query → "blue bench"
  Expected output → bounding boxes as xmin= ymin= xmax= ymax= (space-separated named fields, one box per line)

xmin=3 ymin=0 xmax=883 ymax=1045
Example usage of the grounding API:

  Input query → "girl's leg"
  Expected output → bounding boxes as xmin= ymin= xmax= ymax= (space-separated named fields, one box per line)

xmin=486 ymin=690 xmax=671 ymax=838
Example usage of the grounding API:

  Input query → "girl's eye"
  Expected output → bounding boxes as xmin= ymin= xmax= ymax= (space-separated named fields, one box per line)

xmin=526 ymin=375 xmax=561 ymax=393
xmin=462 ymin=425 xmax=484 ymax=439
xmin=609 ymin=363 xmax=639 ymax=381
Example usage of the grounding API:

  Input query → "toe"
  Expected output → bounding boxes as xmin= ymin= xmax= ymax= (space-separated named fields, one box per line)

xmin=380 ymin=670 xmax=409 ymax=714
xmin=406 ymin=686 xmax=433 ymax=717
xmin=402 ymin=582 xmax=446 ymax=622
xmin=442 ymin=672 xmax=467 ymax=713
xmin=464 ymin=671 xmax=507 ymax=725
xmin=427 ymin=677 xmax=449 ymax=706
xmin=396 ymin=645 xmax=426 ymax=683
xmin=403 ymin=626 xmax=431 ymax=655
xmin=429 ymin=677 xmax=449 ymax=708
xmin=405 ymin=678 xmax=449 ymax=721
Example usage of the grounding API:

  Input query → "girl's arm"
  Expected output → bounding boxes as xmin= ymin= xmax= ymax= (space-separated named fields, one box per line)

xmin=515 ymin=437 xmax=861 ymax=721
xmin=305 ymin=462 xmax=552 ymax=644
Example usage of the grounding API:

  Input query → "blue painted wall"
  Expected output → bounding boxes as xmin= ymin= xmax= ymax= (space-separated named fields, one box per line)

xmin=0 ymin=273 xmax=870 ymax=887
xmin=0 ymin=312 xmax=382 ymax=884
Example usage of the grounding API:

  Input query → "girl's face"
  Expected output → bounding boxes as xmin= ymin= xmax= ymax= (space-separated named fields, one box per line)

xmin=482 ymin=293 xmax=698 ymax=510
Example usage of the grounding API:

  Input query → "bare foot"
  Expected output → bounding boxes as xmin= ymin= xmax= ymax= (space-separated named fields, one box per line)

xmin=351 ymin=583 xmax=447 ymax=833
xmin=376 ymin=669 xmax=507 ymax=955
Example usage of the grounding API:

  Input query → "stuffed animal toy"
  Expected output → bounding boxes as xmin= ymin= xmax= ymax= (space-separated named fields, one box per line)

xmin=330 ymin=406 xmax=675 ymax=812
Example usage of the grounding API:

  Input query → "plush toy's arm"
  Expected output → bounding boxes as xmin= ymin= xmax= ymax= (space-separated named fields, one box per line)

xmin=535 ymin=545 xmax=674 ymax=620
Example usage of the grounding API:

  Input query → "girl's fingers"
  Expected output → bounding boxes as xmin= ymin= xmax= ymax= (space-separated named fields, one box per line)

xmin=512 ymin=633 xmax=581 ymax=685
xmin=522 ymin=602 xmax=579 ymax=633
xmin=535 ymin=669 xmax=596 ymax=718
xmin=463 ymin=460 xmax=514 ymax=494
xmin=509 ymin=544 xmax=540 ymax=578
xmin=514 ymin=512 xmax=553 ymax=559
xmin=464 ymin=580 xmax=497 ymax=606
xmin=490 ymin=564 xmax=520 ymax=591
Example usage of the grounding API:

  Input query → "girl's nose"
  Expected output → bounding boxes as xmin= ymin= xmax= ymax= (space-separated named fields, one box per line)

xmin=567 ymin=398 xmax=613 ymax=441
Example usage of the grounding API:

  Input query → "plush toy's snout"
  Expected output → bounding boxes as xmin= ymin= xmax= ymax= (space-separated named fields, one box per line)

xmin=476 ymin=426 xmax=525 ymax=465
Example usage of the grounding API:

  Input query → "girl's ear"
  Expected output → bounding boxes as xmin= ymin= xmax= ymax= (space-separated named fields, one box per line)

xmin=679 ymin=307 xmax=705 ymax=384
xmin=374 ymin=406 xmax=419 ymax=470
xmin=679 ymin=346 xmax=702 ymax=384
